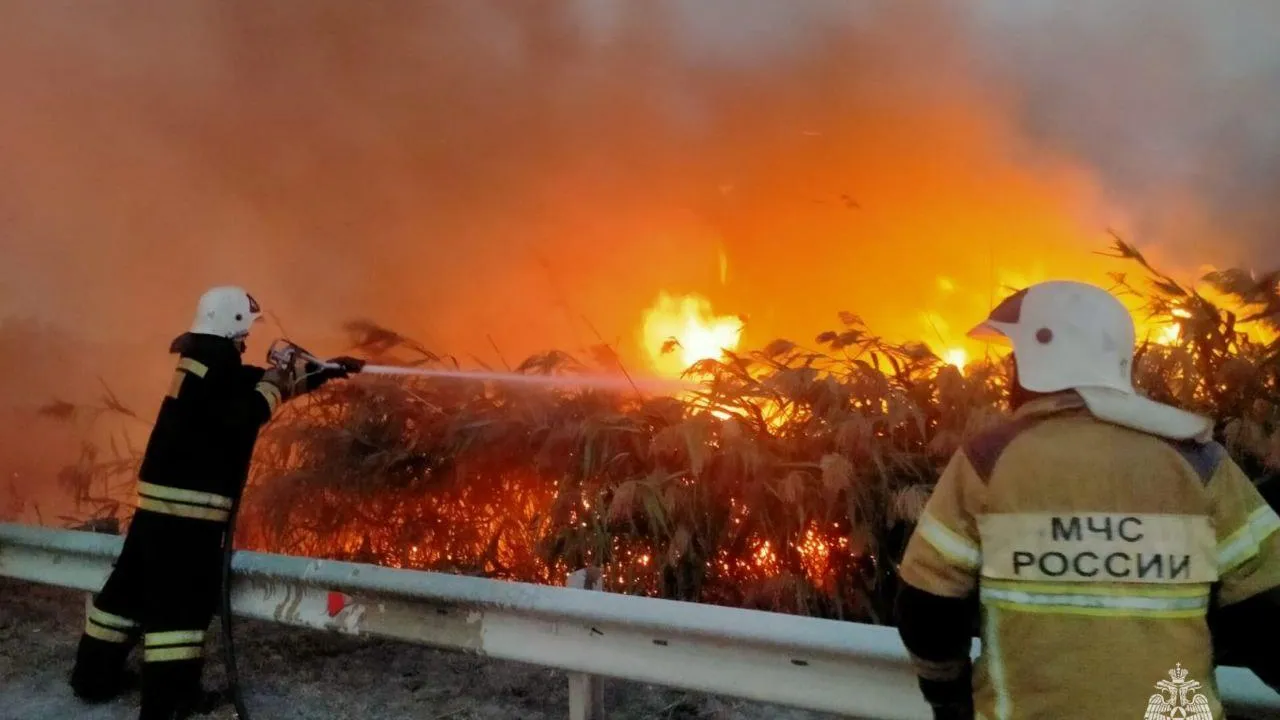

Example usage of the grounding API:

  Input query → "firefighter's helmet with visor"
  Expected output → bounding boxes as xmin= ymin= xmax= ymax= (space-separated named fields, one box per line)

xmin=967 ymin=280 xmax=1211 ymax=441
xmin=189 ymin=286 xmax=263 ymax=351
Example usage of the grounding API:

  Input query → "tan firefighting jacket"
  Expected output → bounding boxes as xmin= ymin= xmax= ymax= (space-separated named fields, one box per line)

xmin=898 ymin=393 xmax=1280 ymax=719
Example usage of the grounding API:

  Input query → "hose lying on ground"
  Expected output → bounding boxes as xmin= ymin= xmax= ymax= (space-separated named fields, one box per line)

xmin=220 ymin=495 xmax=251 ymax=720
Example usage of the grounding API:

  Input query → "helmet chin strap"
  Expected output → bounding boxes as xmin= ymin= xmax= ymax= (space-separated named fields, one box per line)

xmin=1005 ymin=354 xmax=1034 ymax=410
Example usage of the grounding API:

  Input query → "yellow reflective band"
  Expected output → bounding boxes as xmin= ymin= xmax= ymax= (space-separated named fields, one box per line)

xmin=144 ymin=629 xmax=205 ymax=663
xmin=137 ymin=497 xmax=230 ymax=522
xmin=146 ymin=630 xmax=206 ymax=646
xmin=145 ymin=646 xmax=204 ymax=663
xmin=167 ymin=370 xmax=185 ymax=399
xmin=979 ymin=582 xmax=1209 ymax=618
xmin=85 ymin=622 xmax=130 ymax=644
xmin=984 ymin=607 xmax=1012 ymax=720
xmin=177 ymin=357 xmax=209 ymax=378
xmin=167 ymin=358 xmax=207 ymax=398
xmin=986 ymin=579 xmax=1209 ymax=599
xmin=255 ymin=381 xmax=282 ymax=413
xmin=137 ymin=482 xmax=232 ymax=510
xmin=88 ymin=607 xmax=138 ymax=630
xmin=1218 ymin=505 xmax=1280 ymax=573
xmin=1256 ymin=505 xmax=1280 ymax=537
xmin=918 ymin=512 xmax=981 ymax=570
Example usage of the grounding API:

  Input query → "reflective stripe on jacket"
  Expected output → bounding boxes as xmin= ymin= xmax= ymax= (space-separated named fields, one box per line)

xmin=897 ymin=393 xmax=1280 ymax=719
xmin=136 ymin=333 xmax=278 ymax=514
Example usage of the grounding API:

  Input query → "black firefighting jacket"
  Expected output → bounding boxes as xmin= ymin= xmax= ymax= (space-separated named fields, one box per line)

xmin=134 ymin=333 xmax=282 ymax=522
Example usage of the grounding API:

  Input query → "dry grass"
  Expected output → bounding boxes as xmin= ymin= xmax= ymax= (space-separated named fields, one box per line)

xmin=15 ymin=239 xmax=1280 ymax=624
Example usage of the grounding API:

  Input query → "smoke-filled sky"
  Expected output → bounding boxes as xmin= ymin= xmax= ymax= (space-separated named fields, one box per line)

xmin=1 ymin=0 xmax=1278 ymax=515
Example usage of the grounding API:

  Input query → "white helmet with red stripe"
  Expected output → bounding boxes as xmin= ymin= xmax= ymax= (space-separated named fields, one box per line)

xmin=189 ymin=286 xmax=263 ymax=351
xmin=968 ymin=280 xmax=1211 ymax=441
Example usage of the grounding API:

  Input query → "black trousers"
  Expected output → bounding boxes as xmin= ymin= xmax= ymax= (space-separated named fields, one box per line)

xmin=70 ymin=511 xmax=225 ymax=720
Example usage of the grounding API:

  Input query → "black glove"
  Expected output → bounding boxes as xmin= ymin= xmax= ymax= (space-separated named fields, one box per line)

xmin=303 ymin=356 xmax=366 ymax=391
xmin=330 ymin=356 xmax=367 ymax=374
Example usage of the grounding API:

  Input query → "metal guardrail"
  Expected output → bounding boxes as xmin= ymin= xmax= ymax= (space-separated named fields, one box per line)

xmin=2 ymin=522 xmax=1278 ymax=719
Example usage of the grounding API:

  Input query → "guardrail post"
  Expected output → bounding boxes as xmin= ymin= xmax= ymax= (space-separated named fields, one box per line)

xmin=566 ymin=567 xmax=605 ymax=720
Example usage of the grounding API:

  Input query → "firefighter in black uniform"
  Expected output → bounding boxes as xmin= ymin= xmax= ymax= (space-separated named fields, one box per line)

xmin=68 ymin=286 xmax=363 ymax=719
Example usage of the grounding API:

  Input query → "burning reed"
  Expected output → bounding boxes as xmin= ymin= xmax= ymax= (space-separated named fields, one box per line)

xmin=16 ymin=242 xmax=1280 ymax=623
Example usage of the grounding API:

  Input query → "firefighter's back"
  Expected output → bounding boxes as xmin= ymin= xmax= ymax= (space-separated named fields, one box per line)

xmin=972 ymin=404 xmax=1223 ymax=718
xmin=897 ymin=282 xmax=1280 ymax=719
xmin=137 ymin=332 xmax=265 ymax=513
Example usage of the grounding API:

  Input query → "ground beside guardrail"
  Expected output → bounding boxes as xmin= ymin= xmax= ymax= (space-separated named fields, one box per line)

xmin=0 ymin=578 xmax=839 ymax=720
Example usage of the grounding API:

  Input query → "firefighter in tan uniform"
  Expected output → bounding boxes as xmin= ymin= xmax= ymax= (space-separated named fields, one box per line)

xmin=896 ymin=280 xmax=1280 ymax=719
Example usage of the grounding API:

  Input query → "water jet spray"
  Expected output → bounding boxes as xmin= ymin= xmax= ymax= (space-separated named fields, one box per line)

xmin=266 ymin=339 xmax=700 ymax=394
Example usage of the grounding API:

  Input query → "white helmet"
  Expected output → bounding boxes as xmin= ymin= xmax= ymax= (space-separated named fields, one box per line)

xmin=189 ymin=286 xmax=262 ymax=348
xmin=968 ymin=280 xmax=1211 ymax=441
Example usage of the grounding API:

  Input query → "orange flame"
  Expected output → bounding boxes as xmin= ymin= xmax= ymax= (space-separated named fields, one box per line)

xmin=641 ymin=291 xmax=744 ymax=377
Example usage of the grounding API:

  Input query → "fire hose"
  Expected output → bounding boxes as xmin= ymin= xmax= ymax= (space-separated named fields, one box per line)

xmin=218 ymin=341 xmax=327 ymax=720
xmin=220 ymin=495 xmax=251 ymax=720
xmin=219 ymin=342 xmax=339 ymax=720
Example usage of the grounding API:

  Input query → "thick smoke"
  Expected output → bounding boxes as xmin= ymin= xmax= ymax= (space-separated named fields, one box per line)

xmin=966 ymin=0 xmax=1280 ymax=268
xmin=0 ymin=0 xmax=1276 ymax=518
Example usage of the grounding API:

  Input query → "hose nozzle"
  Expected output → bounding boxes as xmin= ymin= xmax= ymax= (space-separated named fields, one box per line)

xmin=266 ymin=338 xmax=336 ymax=372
